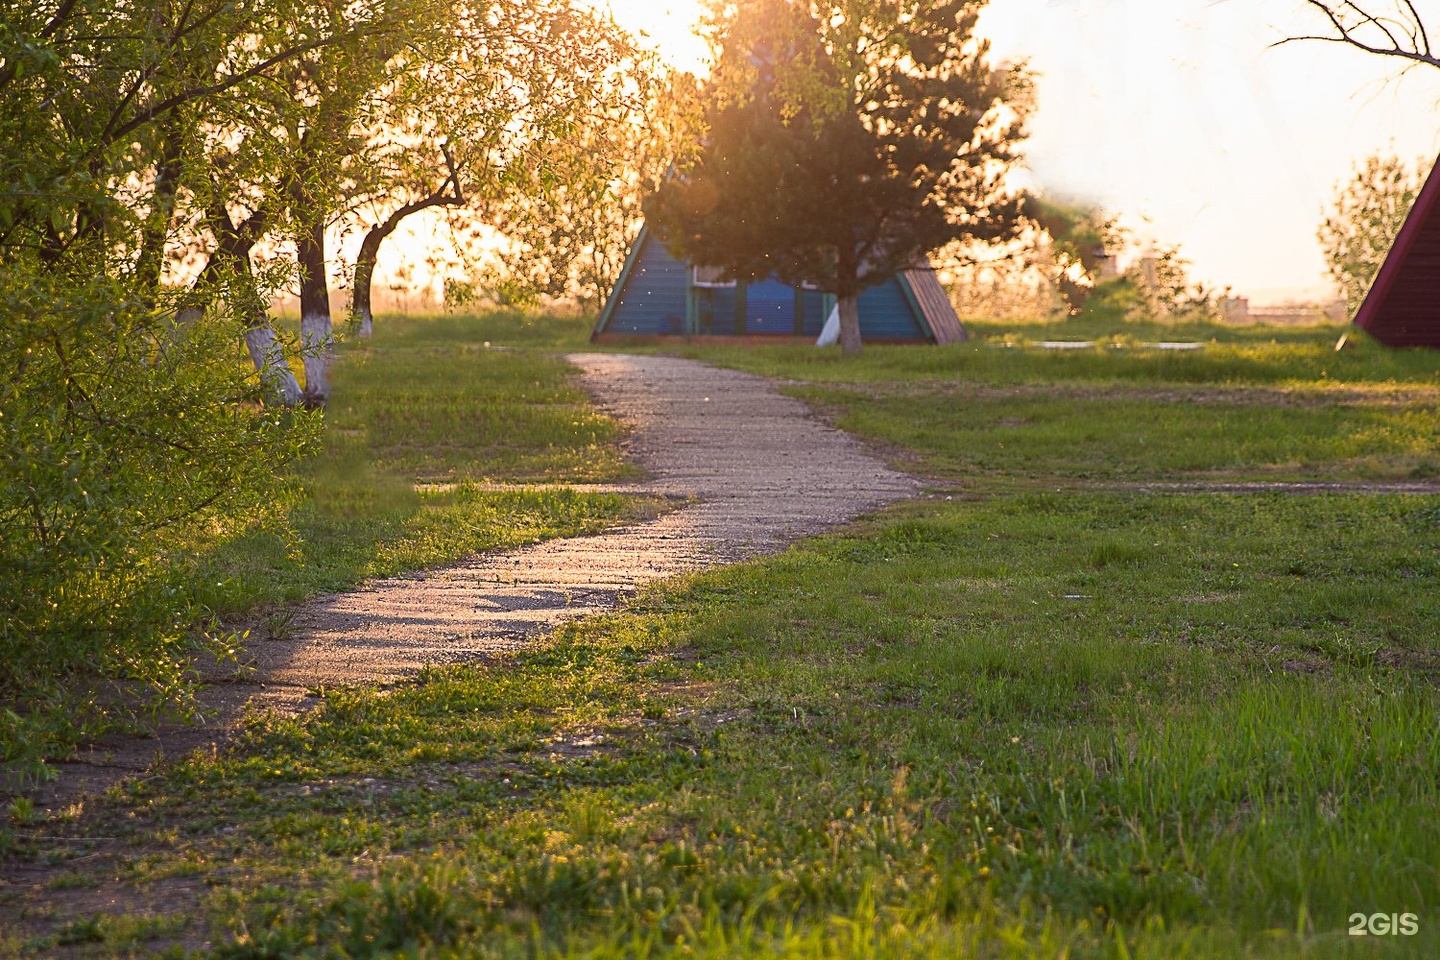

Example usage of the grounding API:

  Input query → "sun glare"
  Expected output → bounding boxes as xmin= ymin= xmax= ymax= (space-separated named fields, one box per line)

xmin=599 ymin=0 xmax=711 ymax=73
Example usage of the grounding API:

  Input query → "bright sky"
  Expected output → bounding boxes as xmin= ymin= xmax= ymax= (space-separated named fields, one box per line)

xmin=602 ymin=0 xmax=1440 ymax=304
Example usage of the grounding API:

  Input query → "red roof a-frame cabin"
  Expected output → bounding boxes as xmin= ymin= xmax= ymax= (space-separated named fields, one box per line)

xmin=1354 ymin=153 xmax=1440 ymax=347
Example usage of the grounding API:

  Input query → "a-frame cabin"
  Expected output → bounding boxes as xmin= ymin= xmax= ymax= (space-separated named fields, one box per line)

xmin=1354 ymin=154 xmax=1440 ymax=347
xmin=590 ymin=225 xmax=967 ymax=344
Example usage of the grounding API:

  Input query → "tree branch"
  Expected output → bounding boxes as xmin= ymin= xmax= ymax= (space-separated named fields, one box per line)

xmin=103 ymin=28 xmax=385 ymax=152
xmin=1279 ymin=1 xmax=1440 ymax=70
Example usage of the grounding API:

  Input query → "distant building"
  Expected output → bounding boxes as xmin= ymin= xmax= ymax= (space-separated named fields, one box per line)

xmin=1221 ymin=296 xmax=1251 ymax=325
xmin=591 ymin=225 xmax=967 ymax=344
xmin=1239 ymin=301 xmax=1347 ymax=326
xmin=1354 ymin=154 xmax=1440 ymax=347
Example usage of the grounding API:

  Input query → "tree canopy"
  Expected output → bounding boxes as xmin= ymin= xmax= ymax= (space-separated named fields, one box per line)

xmin=1319 ymin=152 xmax=1425 ymax=309
xmin=646 ymin=0 xmax=1027 ymax=352
xmin=343 ymin=0 xmax=646 ymax=331
xmin=480 ymin=67 xmax=704 ymax=313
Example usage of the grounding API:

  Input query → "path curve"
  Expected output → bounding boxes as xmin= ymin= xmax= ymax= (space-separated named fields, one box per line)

xmin=36 ymin=354 xmax=914 ymax=800
xmin=247 ymin=354 xmax=917 ymax=698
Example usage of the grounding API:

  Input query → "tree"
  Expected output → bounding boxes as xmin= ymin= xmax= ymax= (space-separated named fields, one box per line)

xmin=646 ymin=0 xmax=1026 ymax=353
xmin=1124 ymin=242 xmax=1217 ymax=320
xmin=345 ymin=0 xmax=648 ymax=330
xmin=273 ymin=0 xmax=418 ymax=405
xmin=480 ymin=66 xmax=703 ymax=313
xmin=1026 ymin=197 xmax=1122 ymax=315
xmin=0 ymin=0 xmax=412 ymax=406
xmin=0 ymin=0 xmax=663 ymax=765
xmin=999 ymin=196 xmax=1218 ymax=322
xmin=0 ymin=0 xmax=335 ymax=758
xmin=1288 ymin=2 xmax=1439 ymax=70
xmin=1319 ymin=152 xmax=1424 ymax=308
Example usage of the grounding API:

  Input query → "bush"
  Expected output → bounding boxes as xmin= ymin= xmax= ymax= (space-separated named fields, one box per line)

xmin=0 ymin=267 xmax=318 ymax=774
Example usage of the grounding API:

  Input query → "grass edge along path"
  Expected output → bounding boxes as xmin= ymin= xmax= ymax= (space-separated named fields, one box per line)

xmin=6 ymin=492 xmax=1435 ymax=958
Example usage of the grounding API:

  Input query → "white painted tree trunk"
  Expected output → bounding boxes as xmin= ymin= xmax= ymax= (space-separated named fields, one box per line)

xmin=244 ymin=325 xmax=304 ymax=406
xmin=837 ymin=294 xmax=863 ymax=355
xmin=352 ymin=242 xmax=378 ymax=340
xmin=300 ymin=311 xmax=333 ymax=406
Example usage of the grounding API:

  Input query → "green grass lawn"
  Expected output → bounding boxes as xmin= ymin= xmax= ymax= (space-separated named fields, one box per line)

xmin=664 ymin=320 xmax=1440 ymax=489
xmin=191 ymin=311 xmax=638 ymax=617
xmin=3 ymin=317 xmax=1438 ymax=958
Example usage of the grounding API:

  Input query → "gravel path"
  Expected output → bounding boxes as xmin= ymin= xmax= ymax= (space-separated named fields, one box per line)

xmin=254 ymin=353 xmax=917 ymax=692
xmin=36 ymin=354 xmax=915 ymax=800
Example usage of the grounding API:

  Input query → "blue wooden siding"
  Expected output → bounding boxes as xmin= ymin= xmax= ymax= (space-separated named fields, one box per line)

xmin=694 ymin=285 xmax=739 ymax=335
xmin=745 ymin=279 xmax=795 ymax=334
xmin=604 ymin=234 xmax=689 ymax=335
xmin=858 ymin=280 xmax=925 ymax=340
xmin=800 ymin=289 xmax=828 ymax=336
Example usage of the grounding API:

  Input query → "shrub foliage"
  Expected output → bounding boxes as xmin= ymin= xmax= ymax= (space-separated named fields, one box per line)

xmin=0 ymin=269 xmax=318 ymax=764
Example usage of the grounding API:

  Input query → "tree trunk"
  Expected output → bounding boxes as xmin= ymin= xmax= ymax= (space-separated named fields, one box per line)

xmin=243 ymin=322 xmax=304 ymax=407
xmin=233 ymin=248 xmax=302 ymax=406
xmin=296 ymin=216 xmax=332 ymax=406
xmin=196 ymin=201 xmax=302 ymax=405
xmin=136 ymin=118 xmax=184 ymax=306
xmin=837 ymin=293 xmax=862 ymax=355
xmin=351 ymin=163 xmax=465 ymax=339
xmin=352 ymin=227 xmax=383 ymax=339
xmin=173 ymin=303 xmax=205 ymax=329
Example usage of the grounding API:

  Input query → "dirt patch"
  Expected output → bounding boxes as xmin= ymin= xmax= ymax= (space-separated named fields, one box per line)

xmin=1376 ymin=647 xmax=1440 ymax=678
xmin=1 ymin=860 xmax=212 ymax=956
xmin=1122 ymin=479 xmax=1440 ymax=495
xmin=826 ymin=380 xmax=1440 ymax=410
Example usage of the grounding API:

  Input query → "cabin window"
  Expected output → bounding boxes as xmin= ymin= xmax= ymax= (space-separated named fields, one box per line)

xmin=692 ymin=265 xmax=736 ymax=288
